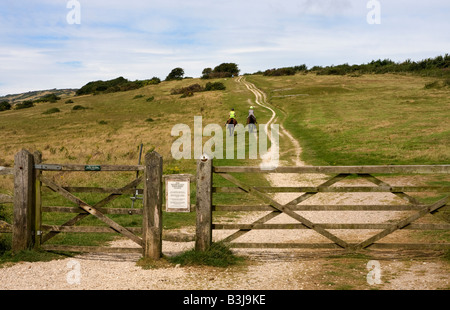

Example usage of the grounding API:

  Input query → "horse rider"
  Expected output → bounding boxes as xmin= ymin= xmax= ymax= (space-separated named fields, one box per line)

xmin=248 ymin=106 xmax=255 ymax=118
xmin=229 ymin=108 xmax=236 ymax=121
xmin=248 ymin=106 xmax=257 ymax=133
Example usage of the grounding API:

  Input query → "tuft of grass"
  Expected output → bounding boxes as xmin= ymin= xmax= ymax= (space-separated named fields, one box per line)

xmin=0 ymin=249 xmax=67 ymax=267
xmin=72 ymin=105 xmax=87 ymax=111
xmin=42 ymin=108 xmax=61 ymax=115
xmin=136 ymin=256 xmax=173 ymax=270
xmin=168 ymin=242 xmax=244 ymax=267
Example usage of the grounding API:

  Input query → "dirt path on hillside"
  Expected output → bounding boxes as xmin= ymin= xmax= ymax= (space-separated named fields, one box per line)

xmin=0 ymin=78 xmax=448 ymax=291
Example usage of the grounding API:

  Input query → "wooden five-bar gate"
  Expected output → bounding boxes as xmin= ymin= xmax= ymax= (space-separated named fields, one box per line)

xmin=1 ymin=149 xmax=163 ymax=259
xmin=195 ymin=158 xmax=450 ymax=252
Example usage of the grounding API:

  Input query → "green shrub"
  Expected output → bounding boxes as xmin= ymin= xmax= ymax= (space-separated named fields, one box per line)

xmin=0 ymin=101 xmax=11 ymax=111
xmin=169 ymin=242 xmax=244 ymax=267
xmin=42 ymin=108 xmax=61 ymax=115
xmin=35 ymin=93 xmax=61 ymax=103
xmin=133 ymin=95 xmax=144 ymax=99
xmin=171 ymin=83 xmax=204 ymax=96
xmin=65 ymin=99 xmax=74 ymax=104
xmin=205 ymin=82 xmax=226 ymax=91
xmin=72 ymin=105 xmax=87 ymax=110
xmin=98 ymin=120 xmax=108 ymax=125
xmin=146 ymin=96 xmax=155 ymax=102
xmin=14 ymin=101 xmax=34 ymax=110
xmin=76 ymin=77 xmax=145 ymax=95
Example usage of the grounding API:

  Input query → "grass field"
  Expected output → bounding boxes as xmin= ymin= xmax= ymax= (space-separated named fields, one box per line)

xmin=246 ymin=73 xmax=450 ymax=165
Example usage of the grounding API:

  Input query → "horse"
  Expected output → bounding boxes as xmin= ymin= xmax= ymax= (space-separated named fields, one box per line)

xmin=247 ymin=115 xmax=257 ymax=133
xmin=225 ymin=118 xmax=238 ymax=136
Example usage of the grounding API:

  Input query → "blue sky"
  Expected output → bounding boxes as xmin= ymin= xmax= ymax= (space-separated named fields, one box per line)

xmin=1 ymin=0 xmax=449 ymax=96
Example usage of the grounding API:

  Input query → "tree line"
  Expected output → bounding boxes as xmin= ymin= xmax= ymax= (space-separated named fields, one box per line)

xmin=257 ymin=54 xmax=450 ymax=77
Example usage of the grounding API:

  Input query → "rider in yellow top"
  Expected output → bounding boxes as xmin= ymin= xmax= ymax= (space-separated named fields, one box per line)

xmin=229 ymin=108 xmax=236 ymax=120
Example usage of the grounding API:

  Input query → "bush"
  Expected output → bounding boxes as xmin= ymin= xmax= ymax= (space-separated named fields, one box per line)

xmin=171 ymin=83 xmax=204 ymax=96
xmin=169 ymin=242 xmax=244 ymax=267
xmin=72 ymin=105 xmax=87 ymax=110
xmin=205 ymin=82 xmax=226 ymax=91
xmin=424 ymin=81 xmax=441 ymax=89
xmin=76 ymin=76 xmax=145 ymax=95
xmin=0 ymin=101 xmax=11 ymax=112
xmin=34 ymin=93 xmax=61 ymax=103
xmin=14 ymin=101 xmax=34 ymax=110
xmin=42 ymin=108 xmax=61 ymax=115
xmin=65 ymin=99 xmax=74 ymax=104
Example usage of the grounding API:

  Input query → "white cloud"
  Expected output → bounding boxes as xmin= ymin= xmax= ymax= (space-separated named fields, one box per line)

xmin=0 ymin=0 xmax=449 ymax=95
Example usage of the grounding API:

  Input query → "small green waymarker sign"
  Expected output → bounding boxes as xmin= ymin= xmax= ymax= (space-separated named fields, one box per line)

xmin=85 ymin=165 xmax=101 ymax=171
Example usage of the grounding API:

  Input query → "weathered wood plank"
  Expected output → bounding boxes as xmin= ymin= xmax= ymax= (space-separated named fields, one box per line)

xmin=227 ymin=243 xmax=343 ymax=249
xmin=214 ymin=165 xmax=450 ymax=174
xmin=214 ymin=186 xmax=450 ymax=193
xmin=41 ymin=225 xmax=142 ymax=233
xmin=45 ymin=187 xmax=141 ymax=194
xmin=13 ymin=149 xmax=35 ymax=252
xmin=41 ymin=245 xmax=143 ymax=254
xmin=213 ymin=223 xmax=450 ymax=230
xmin=226 ymin=242 xmax=450 ymax=250
xmin=142 ymin=151 xmax=163 ymax=259
xmin=367 ymin=243 xmax=450 ymax=250
xmin=33 ymin=151 xmax=42 ymax=249
xmin=212 ymin=204 xmax=444 ymax=211
xmin=196 ymin=156 xmax=213 ymax=251
xmin=42 ymin=206 xmax=143 ymax=215
xmin=35 ymin=164 xmax=144 ymax=171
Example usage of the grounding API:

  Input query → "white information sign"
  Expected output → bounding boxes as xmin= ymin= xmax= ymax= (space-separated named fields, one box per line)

xmin=165 ymin=176 xmax=190 ymax=212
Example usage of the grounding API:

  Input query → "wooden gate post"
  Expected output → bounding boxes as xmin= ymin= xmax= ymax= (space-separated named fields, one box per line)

xmin=33 ymin=151 xmax=42 ymax=249
xmin=142 ymin=151 xmax=163 ymax=259
xmin=13 ymin=149 xmax=36 ymax=252
xmin=195 ymin=156 xmax=213 ymax=252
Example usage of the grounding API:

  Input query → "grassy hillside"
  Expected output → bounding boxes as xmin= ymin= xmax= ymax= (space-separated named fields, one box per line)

xmin=0 ymin=78 xmax=254 ymax=169
xmin=246 ymin=73 xmax=450 ymax=165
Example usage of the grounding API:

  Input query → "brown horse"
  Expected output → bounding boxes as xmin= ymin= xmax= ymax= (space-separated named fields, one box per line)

xmin=247 ymin=115 xmax=257 ymax=133
xmin=225 ymin=118 xmax=238 ymax=136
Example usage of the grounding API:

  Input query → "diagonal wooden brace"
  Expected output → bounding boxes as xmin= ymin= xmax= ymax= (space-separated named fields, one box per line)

xmin=221 ymin=173 xmax=350 ymax=243
xmin=40 ymin=176 xmax=143 ymax=246
xmin=217 ymin=173 xmax=350 ymax=248
xmin=354 ymin=195 xmax=450 ymax=250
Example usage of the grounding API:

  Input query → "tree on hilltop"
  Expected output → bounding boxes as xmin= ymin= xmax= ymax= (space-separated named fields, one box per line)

xmin=165 ymin=67 xmax=185 ymax=81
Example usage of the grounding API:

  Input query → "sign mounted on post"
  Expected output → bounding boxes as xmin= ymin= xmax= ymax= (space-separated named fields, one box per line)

xmin=165 ymin=175 xmax=190 ymax=212
xmin=85 ymin=165 xmax=101 ymax=171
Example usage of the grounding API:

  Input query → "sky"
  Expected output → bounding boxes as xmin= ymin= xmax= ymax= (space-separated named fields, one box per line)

xmin=1 ymin=0 xmax=449 ymax=96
